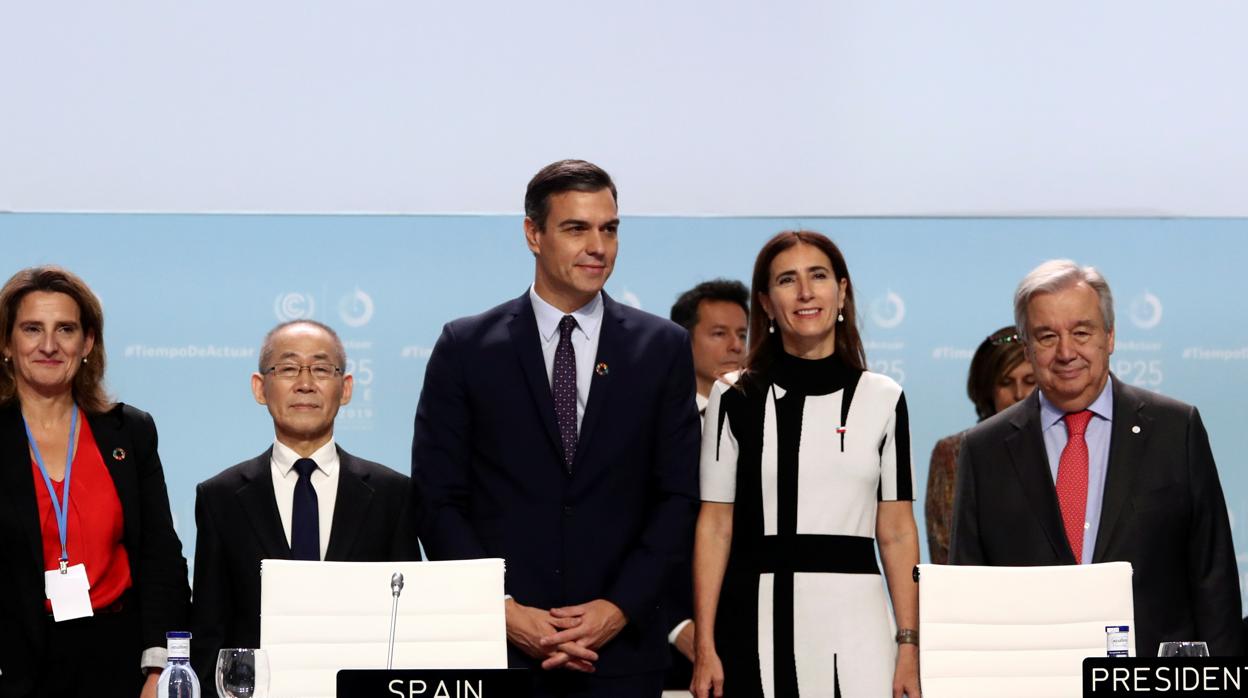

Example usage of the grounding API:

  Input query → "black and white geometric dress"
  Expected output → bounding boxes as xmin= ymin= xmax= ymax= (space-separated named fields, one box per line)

xmin=701 ymin=350 xmax=914 ymax=697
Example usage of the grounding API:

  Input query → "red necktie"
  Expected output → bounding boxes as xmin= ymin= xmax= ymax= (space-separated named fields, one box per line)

xmin=1056 ymin=410 xmax=1094 ymax=562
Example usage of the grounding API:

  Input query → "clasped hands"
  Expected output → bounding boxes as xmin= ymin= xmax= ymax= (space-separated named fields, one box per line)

xmin=505 ymin=598 xmax=626 ymax=673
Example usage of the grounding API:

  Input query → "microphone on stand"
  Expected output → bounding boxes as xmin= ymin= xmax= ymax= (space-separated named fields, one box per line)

xmin=387 ymin=572 xmax=405 ymax=670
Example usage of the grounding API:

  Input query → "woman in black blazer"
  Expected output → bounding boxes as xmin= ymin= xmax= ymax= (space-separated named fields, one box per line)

xmin=0 ymin=266 xmax=190 ymax=698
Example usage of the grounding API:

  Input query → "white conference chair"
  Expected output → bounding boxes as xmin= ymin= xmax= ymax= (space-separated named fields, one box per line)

xmin=917 ymin=561 xmax=1134 ymax=698
xmin=259 ymin=558 xmax=507 ymax=698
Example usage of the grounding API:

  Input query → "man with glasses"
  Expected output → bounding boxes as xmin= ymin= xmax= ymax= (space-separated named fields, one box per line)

xmin=190 ymin=320 xmax=419 ymax=680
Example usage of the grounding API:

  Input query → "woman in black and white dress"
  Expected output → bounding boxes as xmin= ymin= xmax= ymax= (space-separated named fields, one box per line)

xmin=691 ymin=231 xmax=921 ymax=698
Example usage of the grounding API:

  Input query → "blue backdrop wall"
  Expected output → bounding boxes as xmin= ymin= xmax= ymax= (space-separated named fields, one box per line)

xmin=5 ymin=214 xmax=1247 ymax=601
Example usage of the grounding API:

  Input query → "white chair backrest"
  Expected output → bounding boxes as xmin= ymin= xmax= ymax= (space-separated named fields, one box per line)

xmin=918 ymin=561 xmax=1134 ymax=698
xmin=259 ymin=558 xmax=507 ymax=698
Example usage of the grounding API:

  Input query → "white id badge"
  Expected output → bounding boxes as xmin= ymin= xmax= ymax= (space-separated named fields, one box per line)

xmin=44 ymin=564 xmax=93 ymax=622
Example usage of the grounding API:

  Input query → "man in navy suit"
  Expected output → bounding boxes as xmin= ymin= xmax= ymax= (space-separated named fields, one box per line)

xmin=412 ymin=159 xmax=701 ymax=696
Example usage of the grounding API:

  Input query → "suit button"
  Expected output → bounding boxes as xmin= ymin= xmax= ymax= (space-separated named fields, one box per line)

xmin=555 ymin=568 xmax=562 ymax=576
xmin=563 ymin=506 xmax=573 ymax=516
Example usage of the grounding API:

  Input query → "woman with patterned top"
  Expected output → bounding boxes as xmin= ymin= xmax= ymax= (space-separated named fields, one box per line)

xmin=691 ymin=231 xmax=921 ymax=698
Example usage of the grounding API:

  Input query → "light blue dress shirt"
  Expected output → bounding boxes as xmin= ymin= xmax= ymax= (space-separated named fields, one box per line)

xmin=529 ymin=285 xmax=603 ymax=431
xmin=1039 ymin=377 xmax=1115 ymax=564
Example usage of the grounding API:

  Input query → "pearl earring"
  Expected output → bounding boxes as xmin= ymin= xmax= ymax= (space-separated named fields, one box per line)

xmin=768 ymin=319 xmax=775 ymax=334
xmin=837 ymin=311 xmax=845 ymax=322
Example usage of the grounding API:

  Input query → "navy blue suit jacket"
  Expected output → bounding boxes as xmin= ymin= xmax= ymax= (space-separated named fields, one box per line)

xmin=412 ymin=291 xmax=701 ymax=677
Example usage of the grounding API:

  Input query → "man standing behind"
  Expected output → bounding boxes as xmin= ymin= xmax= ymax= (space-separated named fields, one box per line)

xmin=663 ymin=279 xmax=747 ymax=689
xmin=191 ymin=320 xmax=418 ymax=680
xmin=950 ymin=260 xmax=1243 ymax=656
xmin=413 ymin=159 xmax=701 ymax=697
xmin=670 ymin=279 xmax=749 ymax=420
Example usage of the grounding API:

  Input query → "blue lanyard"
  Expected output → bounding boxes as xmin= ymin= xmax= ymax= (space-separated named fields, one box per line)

xmin=23 ymin=405 xmax=79 ymax=573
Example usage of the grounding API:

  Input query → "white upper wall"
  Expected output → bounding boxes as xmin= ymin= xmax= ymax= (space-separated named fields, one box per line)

xmin=2 ymin=1 xmax=1244 ymax=216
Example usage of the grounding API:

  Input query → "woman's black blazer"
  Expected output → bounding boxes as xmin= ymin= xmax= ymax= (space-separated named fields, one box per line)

xmin=0 ymin=400 xmax=191 ymax=695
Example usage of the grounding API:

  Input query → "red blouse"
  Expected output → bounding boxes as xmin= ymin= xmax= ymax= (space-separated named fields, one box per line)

xmin=33 ymin=416 xmax=133 ymax=611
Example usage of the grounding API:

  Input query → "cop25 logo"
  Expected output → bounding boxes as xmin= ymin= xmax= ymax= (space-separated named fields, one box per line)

xmin=1129 ymin=292 xmax=1162 ymax=330
xmin=339 ymin=288 xmax=374 ymax=328
xmin=870 ymin=291 xmax=905 ymax=329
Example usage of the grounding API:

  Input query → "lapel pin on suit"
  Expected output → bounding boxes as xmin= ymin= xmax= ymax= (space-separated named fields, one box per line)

xmin=1131 ymin=425 xmax=1141 ymax=434
xmin=112 ymin=448 xmax=127 ymax=461
xmin=595 ymin=362 xmax=609 ymax=376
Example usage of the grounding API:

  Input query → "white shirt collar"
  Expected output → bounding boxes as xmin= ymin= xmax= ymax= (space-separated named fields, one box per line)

xmin=271 ymin=438 xmax=339 ymax=477
xmin=529 ymin=284 xmax=604 ymax=342
xmin=1039 ymin=375 xmax=1115 ymax=429
xmin=696 ymin=392 xmax=709 ymax=413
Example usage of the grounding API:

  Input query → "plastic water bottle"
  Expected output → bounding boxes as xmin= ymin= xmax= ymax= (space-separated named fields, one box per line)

xmin=157 ymin=631 xmax=201 ymax=698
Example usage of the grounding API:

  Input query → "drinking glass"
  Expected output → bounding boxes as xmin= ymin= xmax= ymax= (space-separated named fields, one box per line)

xmin=1157 ymin=641 xmax=1210 ymax=657
xmin=215 ymin=648 xmax=270 ymax=698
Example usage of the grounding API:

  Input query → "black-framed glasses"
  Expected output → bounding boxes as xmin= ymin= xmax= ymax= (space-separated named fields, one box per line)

xmin=263 ymin=362 xmax=343 ymax=381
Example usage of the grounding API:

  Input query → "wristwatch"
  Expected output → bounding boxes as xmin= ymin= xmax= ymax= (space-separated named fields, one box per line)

xmin=895 ymin=628 xmax=919 ymax=645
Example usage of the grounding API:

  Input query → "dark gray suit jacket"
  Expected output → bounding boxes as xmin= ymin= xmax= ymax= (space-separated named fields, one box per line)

xmin=190 ymin=446 xmax=419 ymax=679
xmin=949 ymin=378 xmax=1244 ymax=656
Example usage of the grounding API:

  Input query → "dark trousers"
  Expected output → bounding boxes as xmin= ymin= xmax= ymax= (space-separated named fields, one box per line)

xmin=38 ymin=602 xmax=144 ymax=698
xmin=533 ymin=669 xmax=665 ymax=698
xmin=664 ymin=645 xmax=693 ymax=691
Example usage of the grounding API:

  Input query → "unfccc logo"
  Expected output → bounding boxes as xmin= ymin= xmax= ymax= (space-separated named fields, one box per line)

xmin=870 ymin=291 xmax=905 ymax=329
xmin=274 ymin=292 xmax=315 ymax=321
xmin=339 ymin=288 xmax=375 ymax=328
xmin=1129 ymin=292 xmax=1163 ymax=330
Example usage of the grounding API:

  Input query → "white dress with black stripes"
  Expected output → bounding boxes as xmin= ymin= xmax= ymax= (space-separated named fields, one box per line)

xmin=701 ymin=351 xmax=914 ymax=697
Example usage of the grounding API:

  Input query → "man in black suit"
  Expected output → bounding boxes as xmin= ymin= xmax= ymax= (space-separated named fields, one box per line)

xmin=191 ymin=320 xmax=417 ymax=680
xmin=950 ymin=259 xmax=1243 ymax=656
xmin=412 ymin=159 xmax=701 ymax=696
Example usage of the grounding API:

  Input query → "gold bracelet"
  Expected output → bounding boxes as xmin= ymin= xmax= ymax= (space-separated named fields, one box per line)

xmin=895 ymin=628 xmax=919 ymax=645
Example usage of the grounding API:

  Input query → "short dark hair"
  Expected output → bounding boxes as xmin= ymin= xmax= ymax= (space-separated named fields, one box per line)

xmin=524 ymin=159 xmax=617 ymax=231
xmin=670 ymin=279 xmax=750 ymax=331
xmin=0 ymin=266 xmax=112 ymax=414
xmin=967 ymin=325 xmax=1027 ymax=421
xmin=258 ymin=320 xmax=347 ymax=372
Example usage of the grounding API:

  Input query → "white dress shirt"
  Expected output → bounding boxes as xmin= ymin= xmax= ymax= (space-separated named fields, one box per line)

xmin=270 ymin=439 xmax=340 ymax=560
xmin=529 ymin=285 xmax=604 ymax=430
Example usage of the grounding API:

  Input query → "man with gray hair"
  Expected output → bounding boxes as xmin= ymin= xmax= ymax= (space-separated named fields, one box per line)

xmin=190 ymin=320 xmax=420 ymax=680
xmin=950 ymin=259 xmax=1243 ymax=656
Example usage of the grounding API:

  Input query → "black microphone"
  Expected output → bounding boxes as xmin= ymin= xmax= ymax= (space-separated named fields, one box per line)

xmin=387 ymin=572 xmax=404 ymax=669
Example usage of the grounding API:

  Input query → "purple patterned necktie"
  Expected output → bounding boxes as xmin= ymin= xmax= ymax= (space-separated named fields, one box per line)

xmin=553 ymin=315 xmax=578 ymax=470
